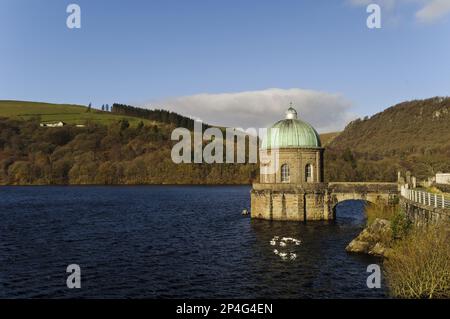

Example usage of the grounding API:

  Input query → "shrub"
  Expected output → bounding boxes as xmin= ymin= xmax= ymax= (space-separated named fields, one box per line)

xmin=384 ymin=223 xmax=450 ymax=298
xmin=390 ymin=211 xmax=412 ymax=239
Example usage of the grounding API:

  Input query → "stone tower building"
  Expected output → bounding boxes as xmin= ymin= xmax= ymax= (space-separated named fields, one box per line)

xmin=251 ymin=104 xmax=332 ymax=221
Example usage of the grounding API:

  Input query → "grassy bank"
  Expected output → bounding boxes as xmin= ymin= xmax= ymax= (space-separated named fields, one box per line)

xmin=384 ymin=223 xmax=450 ymax=298
xmin=364 ymin=204 xmax=450 ymax=298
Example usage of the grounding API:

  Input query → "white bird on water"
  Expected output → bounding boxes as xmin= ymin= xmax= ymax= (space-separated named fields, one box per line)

xmin=271 ymin=235 xmax=301 ymax=260
xmin=279 ymin=237 xmax=302 ymax=246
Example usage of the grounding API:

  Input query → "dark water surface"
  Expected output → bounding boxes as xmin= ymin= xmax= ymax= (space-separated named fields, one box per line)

xmin=0 ymin=186 xmax=387 ymax=298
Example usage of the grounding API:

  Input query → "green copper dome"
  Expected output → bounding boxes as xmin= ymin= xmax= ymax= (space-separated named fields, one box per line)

xmin=261 ymin=105 xmax=321 ymax=149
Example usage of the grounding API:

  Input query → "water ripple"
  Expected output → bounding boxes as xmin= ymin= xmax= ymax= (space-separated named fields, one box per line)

xmin=0 ymin=186 xmax=387 ymax=298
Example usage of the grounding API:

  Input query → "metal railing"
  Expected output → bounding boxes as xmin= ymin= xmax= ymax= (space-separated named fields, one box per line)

xmin=401 ymin=187 xmax=450 ymax=209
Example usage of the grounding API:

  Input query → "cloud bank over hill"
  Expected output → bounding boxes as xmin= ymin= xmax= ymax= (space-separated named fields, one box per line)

xmin=144 ymin=88 xmax=356 ymax=133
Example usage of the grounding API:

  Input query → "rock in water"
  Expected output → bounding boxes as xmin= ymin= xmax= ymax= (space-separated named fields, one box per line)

xmin=346 ymin=218 xmax=393 ymax=257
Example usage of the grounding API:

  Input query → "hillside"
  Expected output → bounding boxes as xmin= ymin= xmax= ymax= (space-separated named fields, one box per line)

xmin=0 ymin=101 xmax=257 ymax=185
xmin=1 ymin=98 xmax=448 ymax=185
xmin=325 ymin=97 xmax=450 ymax=181
xmin=0 ymin=100 xmax=157 ymax=127
xmin=320 ymin=132 xmax=340 ymax=146
xmin=0 ymin=116 xmax=257 ymax=185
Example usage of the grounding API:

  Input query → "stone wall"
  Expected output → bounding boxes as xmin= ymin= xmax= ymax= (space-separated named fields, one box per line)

xmin=251 ymin=183 xmax=330 ymax=221
xmin=400 ymin=197 xmax=450 ymax=225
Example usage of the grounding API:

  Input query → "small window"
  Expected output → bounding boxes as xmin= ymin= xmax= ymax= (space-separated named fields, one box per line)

xmin=281 ymin=164 xmax=290 ymax=182
xmin=305 ymin=164 xmax=313 ymax=182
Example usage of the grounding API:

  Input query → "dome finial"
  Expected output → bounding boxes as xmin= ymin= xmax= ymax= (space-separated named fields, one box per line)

xmin=285 ymin=102 xmax=298 ymax=119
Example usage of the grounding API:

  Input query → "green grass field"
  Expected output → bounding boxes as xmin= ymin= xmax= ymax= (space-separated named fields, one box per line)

xmin=0 ymin=100 xmax=157 ymax=127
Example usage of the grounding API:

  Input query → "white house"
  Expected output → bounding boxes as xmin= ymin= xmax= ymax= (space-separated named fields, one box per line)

xmin=40 ymin=121 xmax=66 ymax=127
xmin=436 ymin=173 xmax=450 ymax=185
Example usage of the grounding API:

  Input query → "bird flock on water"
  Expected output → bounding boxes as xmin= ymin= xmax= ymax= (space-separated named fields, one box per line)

xmin=270 ymin=236 xmax=301 ymax=261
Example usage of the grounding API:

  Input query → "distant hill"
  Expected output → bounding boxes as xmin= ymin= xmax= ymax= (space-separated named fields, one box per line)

xmin=325 ymin=97 xmax=450 ymax=181
xmin=0 ymin=100 xmax=256 ymax=185
xmin=0 ymin=100 xmax=214 ymax=131
xmin=0 ymin=100 xmax=335 ymax=139
xmin=1 ymin=98 xmax=448 ymax=185
xmin=0 ymin=100 xmax=158 ymax=127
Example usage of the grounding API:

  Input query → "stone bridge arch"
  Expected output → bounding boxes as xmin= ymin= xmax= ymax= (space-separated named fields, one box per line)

xmin=251 ymin=182 xmax=399 ymax=222
xmin=327 ymin=182 xmax=399 ymax=219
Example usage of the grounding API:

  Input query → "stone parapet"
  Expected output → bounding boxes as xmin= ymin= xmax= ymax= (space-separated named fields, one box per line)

xmin=327 ymin=182 xmax=398 ymax=193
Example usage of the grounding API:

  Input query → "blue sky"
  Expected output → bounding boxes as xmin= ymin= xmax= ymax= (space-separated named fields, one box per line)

xmin=1 ymin=0 xmax=449 ymax=131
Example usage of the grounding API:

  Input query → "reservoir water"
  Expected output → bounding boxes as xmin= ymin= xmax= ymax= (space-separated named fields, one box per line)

xmin=0 ymin=186 xmax=387 ymax=298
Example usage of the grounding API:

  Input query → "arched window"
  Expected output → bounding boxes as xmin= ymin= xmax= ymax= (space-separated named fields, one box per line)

xmin=281 ymin=164 xmax=290 ymax=183
xmin=305 ymin=164 xmax=313 ymax=182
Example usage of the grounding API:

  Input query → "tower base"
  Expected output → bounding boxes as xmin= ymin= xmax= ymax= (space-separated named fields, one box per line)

xmin=250 ymin=183 xmax=333 ymax=221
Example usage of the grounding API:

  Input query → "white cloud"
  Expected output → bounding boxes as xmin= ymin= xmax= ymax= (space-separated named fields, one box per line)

xmin=143 ymin=88 xmax=357 ymax=133
xmin=416 ymin=0 xmax=450 ymax=23
xmin=348 ymin=0 xmax=450 ymax=23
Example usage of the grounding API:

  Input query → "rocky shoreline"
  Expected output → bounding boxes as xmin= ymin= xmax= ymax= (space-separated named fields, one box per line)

xmin=346 ymin=218 xmax=393 ymax=257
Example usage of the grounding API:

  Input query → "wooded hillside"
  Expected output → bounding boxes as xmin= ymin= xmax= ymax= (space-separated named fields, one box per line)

xmin=1 ymin=97 xmax=448 ymax=185
xmin=325 ymin=97 xmax=450 ymax=181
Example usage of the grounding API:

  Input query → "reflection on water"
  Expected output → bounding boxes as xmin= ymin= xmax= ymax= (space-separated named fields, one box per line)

xmin=0 ymin=186 xmax=386 ymax=298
